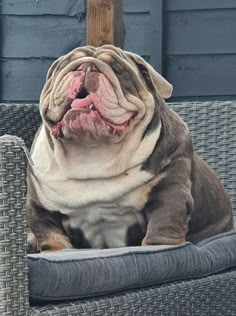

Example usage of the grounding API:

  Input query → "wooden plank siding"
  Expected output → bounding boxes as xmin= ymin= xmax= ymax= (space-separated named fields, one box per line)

xmin=163 ymin=2 xmax=236 ymax=100
xmin=1 ymin=0 xmax=236 ymax=102
xmin=124 ymin=13 xmax=151 ymax=56
xmin=166 ymin=0 xmax=236 ymax=12
xmin=165 ymin=10 xmax=236 ymax=55
xmin=1 ymin=16 xmax=86 ymax=58
xmin=0 ymin=0 xmax=87 ymax=102
xmin=150 ymin=0 xmax=163 ymax=73
xmin=1 ymin=58 xmax=54 ymax=102
xmin=0 ymin=0 xmax=86 ymax=15
xmin=166 ymin=55 xmax=236 ymax=97
xmin=0 ymin=0 xmax=152 ymax=102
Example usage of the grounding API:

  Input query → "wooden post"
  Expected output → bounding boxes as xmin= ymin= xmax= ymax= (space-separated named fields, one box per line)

xmin=86 ymin=0 xmax=124 ymax=48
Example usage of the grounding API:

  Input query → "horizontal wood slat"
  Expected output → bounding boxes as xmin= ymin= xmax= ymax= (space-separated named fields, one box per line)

xmin=124 ymin=13 xmax=150 ymax=55
xmin=166 ymin=0 xmax=236 ymax=11
xmin=123 ymin=0 xmax=149 ymax=13
xmin=166 ymin=10 xmax=236 ymax=55
xmin=0 ymin=0 xmax=85 ymax=16
xmin=1 ymin=16 xmax=86 ymax=58
xmin=1 ymin=14 xmax=150 ymax=58
xmin=1 ymin=0 xmax=149 ymax=15
xmin=166 ymin=55 xmax=236 ymax=97
xmin=1 ymin=59 xmax=53 ymax=101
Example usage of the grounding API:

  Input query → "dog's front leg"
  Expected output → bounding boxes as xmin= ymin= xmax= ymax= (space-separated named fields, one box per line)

xmin=142 ymin=158 xmax=193 ymax=246
xmin=26 ymin=200 xmax=72 ymax=253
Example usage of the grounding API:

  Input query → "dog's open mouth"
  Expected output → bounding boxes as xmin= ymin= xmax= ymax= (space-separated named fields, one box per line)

xmin=51 ymin=87 xmax=133 ymax=140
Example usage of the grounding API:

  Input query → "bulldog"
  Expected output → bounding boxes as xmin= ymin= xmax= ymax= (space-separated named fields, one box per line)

xmin=27 ymin=45 xmax=233 ymax=252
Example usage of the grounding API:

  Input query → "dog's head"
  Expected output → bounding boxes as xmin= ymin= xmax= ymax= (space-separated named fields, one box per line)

xmin=40 ymin=45 xmax=173 ymax=179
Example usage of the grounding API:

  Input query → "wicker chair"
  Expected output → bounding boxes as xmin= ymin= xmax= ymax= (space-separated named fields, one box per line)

xmin=0 ymin=101 xmax=235 ymax=316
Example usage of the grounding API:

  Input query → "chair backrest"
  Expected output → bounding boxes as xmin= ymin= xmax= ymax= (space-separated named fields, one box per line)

xmin=0 ymin=101 xmax=235 ymax=222
xmin=169 ymin=101 xmax=236 ymax=223
xmin=0 ymin=103 xmax=41 ymax=149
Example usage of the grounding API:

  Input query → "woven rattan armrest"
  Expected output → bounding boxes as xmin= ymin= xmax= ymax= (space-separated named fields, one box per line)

xmin=0 ymin=135 xmax=29 ymax=316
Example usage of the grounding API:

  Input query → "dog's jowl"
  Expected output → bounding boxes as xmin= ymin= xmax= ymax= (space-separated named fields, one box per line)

xmin=26 ymin=45 xmax=233 ymax=252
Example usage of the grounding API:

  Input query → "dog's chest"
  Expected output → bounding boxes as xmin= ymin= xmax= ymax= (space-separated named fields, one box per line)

xmin=64 ymin=179 xmax=159 ymax=248
xmin=66 ymin=202 xmax=144 ymax=248
xmin=33 ymin=165 xmax=158 ymax=248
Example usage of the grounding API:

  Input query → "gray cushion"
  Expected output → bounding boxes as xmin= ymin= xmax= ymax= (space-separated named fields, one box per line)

xmin=28 ymin=230 xmax=236 ymax=302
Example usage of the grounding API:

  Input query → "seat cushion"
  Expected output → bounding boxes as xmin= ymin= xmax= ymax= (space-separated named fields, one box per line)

xmin=28 ymin=230 xmax=236 ymax=302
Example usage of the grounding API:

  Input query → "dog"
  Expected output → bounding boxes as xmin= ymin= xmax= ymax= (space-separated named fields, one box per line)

xmin=26 ymin=45 xmax=233 ymax=252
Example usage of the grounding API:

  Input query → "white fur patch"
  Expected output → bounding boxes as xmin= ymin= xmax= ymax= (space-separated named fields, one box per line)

xmin=31 ymin=124 xmax=161 ymax=210
xmin=31 ymin=153 xmax=154 ymax=212
xmin=67 ymin=204 xmax=146 ymax=248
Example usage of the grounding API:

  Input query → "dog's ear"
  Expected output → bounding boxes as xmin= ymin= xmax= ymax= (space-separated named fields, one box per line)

xmin=128 ymin=53 xmax=173 ymax=99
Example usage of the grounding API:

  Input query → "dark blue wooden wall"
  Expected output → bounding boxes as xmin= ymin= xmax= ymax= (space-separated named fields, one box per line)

xmin=1 ymin=0 xmax=236 ymax=102
xmin=165 ymin=0 xmax=236 ymax=101
xmin=0 ymin=0 xmax=86 ymax=102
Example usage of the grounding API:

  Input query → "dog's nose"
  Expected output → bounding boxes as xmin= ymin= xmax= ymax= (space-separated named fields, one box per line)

xmin=77 ymin=63 xmax=98 ymax=73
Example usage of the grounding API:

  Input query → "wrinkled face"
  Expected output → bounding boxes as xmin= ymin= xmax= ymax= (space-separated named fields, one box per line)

xmin=40 ymin=45 xmax=172 ymax=145
xmin=50 ymin=58 xmax=141 ymax=143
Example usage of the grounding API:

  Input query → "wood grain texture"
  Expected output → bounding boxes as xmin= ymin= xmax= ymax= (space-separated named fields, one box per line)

xmin=86 ymin=0 xmax=124 ymax=48
xmin=1 ymin=15 xmax=86 ymax=58
xmin=1 ymin=0 xmax=85 ymax=16
xmin=2 ymin=0 xmax=236 ymax=102
xmin=1 ymin=58 xmax=54 ymax=101
xmin=166 ymin=54 xmax=236 ymax=97
xmin=1 ymin=13 xmax=149 ymax=58
xmin=166 ymin=10 xmax=236 ymax=55
xmin=166 ymin=0 xmax=236 ymax=11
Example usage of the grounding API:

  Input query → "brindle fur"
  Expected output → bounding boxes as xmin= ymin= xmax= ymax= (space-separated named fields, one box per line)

xmin=27 ymin=46 xmax=233 ymax=253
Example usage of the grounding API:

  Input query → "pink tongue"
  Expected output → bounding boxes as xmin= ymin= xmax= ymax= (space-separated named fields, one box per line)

xmin=71 ymin=95 xmax=93 ymax=108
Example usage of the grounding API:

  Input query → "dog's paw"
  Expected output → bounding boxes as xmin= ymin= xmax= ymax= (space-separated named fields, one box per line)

xmin=27 ymin=233 xmax=40 ymax=254
xmin=141 ymin=235 xmax=185 ymax=246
